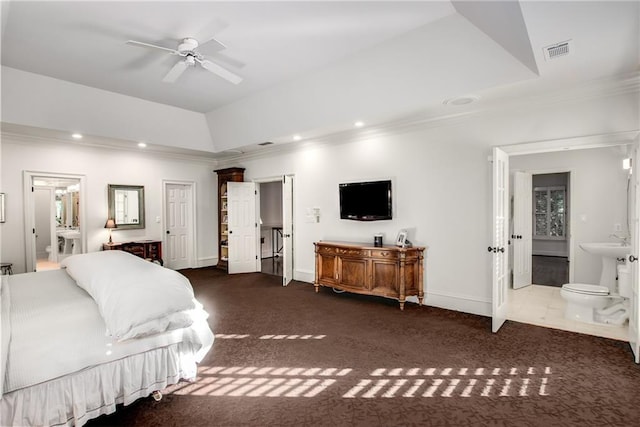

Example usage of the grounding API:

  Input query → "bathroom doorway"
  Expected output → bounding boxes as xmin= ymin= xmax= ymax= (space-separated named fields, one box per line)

xmin=24 ymin=171 xmax=86 ymax=272
xmin=498 ymin=143 xmax=633 ymax=343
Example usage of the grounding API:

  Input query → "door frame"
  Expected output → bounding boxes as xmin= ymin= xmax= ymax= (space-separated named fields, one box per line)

xmin=253 ymin=175 xmax=295 ymax=280
xmin=162 ymin=180 xmax=197 ymax=269
xmin=23 ymin=171 xmax=86 ymax=272
xmin=495 ymin=134 xmax=639 ymax=361
xmin=512 ymin=168 xmax=575 ymax=285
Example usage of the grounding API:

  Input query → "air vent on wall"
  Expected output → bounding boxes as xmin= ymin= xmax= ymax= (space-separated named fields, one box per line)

xmin=258 ymin=141 xmax=274 ymax=146
xmin=543 ymin=40 xmax=573 ymax=61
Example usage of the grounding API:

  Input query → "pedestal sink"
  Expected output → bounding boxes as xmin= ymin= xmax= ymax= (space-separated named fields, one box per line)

xmin=579 ymin=242 xmax=630 ymax=291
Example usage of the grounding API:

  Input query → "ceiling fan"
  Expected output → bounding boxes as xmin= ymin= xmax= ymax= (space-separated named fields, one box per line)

xmin=126 ymin=37 xmax=243 ymax=85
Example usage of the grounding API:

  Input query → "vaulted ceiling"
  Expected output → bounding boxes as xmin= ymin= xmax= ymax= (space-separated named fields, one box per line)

xmin=1 ymin=1 xmax=638 ymax=156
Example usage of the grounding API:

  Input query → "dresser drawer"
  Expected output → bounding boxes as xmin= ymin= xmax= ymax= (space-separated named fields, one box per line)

xmin=370 ymin=249 xmax=398 ymax=260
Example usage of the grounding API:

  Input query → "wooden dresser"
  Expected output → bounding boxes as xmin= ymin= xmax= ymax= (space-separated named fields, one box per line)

xmin=314 ymin=241 xmax=425 ymax=310
xmin=102 ymin=240 xmax=163 ymax=265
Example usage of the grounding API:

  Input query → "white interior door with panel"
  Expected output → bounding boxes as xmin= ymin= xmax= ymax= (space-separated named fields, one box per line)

xmin=165 ymin=183 xmax=194 ymax=270
xmin=491 ymin=147 xmax=510 ymax=333
xmin=629 ymin=143 xmax=640 ymax=363
xmin=282 ymin=175 xmax=293 ymax=286
xmin=513 ymin=171 xmax=532 ymax=289
xmin=228 ymin=181 xmax=258 ymax=274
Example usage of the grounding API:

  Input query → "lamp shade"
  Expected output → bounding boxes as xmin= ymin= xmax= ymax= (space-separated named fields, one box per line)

xmin=104 ymin=218 xmax=117 ymax=229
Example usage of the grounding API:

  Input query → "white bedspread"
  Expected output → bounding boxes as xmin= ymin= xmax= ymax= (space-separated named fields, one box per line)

xmin=3 ymin=269 xmax=213 ymax=394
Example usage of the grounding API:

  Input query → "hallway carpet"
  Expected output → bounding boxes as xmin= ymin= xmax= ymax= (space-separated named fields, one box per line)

xmin=89 ymin=268 xmax=640 ymax=426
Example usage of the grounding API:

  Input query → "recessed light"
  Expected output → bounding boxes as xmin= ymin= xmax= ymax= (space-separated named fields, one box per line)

xmin=354 ymin=121 xmax=364 ymax=128
xmin=293 ymin=134 xmax=302 ymax=141
xmin=137 ymin=142 xmax=147 ymax=148
xmin=443 ymin=95 xmax=479 ymax=106
xmin=71 ymin=133 xmax=83 ymax=140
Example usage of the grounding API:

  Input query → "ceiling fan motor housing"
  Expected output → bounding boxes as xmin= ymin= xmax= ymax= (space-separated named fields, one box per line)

xmin=178 ymin=38 xmax=199 ymax=53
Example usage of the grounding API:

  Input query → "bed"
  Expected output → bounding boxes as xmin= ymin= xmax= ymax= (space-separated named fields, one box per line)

xmin=1 ymin=250 xmax=214 ymax=426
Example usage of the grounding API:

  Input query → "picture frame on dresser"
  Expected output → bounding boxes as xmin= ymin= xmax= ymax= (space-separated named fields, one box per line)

xmin=395 ymin=230 xmax=408 ymax=247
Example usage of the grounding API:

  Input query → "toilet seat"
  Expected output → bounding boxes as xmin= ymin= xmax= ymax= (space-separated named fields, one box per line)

xmin=562 ymin=283 xmax=610 ymax=296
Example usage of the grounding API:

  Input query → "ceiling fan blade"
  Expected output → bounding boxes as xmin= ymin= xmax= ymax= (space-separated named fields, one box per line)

xmin=126 ymin=40 xmax=178 ymax=55
xmin=196 ymin=18 xmax=230 ymax=51
xmin=162 ymin=60 xmax=189 ymax=83
xmin=204 ymin=52 xmax=245 ymax=70
xmin=198 ymin=59 xmax=243 ymax=85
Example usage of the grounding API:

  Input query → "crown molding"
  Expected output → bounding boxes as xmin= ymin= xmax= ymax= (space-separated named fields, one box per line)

xmin=217 ymin=72 xmax=640 ymax=167
xmin=1 ymin=129 xmax=221 ymax=166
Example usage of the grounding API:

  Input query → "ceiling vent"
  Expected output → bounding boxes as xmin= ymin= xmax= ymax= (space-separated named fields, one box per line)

xmin=258 ymin=141 xmax=274 ymax=146
xmin=543 ymin=40 xmax=573 ymax=61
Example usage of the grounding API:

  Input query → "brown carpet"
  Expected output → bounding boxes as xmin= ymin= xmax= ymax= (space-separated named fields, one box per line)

xmin=89 ymin=267 xmax=640 ymax=426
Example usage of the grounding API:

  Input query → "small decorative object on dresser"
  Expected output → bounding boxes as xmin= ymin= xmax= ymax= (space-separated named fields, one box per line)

xmin=314 ymin=241 xmax=425 ymax=310
xmin=102 ymin=240 xmax=163 ymax=265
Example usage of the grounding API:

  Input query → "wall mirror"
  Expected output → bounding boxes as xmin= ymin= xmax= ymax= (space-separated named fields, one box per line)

xmin=108 ymin=184 xmax=145 ymax=229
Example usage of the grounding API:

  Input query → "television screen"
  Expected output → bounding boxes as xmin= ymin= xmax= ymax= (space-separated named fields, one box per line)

xmin=339 ymin=180 xmax=392 ymax=221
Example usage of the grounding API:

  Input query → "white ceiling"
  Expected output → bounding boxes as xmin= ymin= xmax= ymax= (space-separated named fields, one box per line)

xmin=1 ymin=1 xmax=454 ymax=113
xmin=1 ymin=1 xmax=638 ymax=156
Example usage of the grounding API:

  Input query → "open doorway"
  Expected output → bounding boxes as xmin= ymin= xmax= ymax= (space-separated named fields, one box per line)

xmin=24 ymin=172 xmax=85 ymax=272
xmin=254 ymin=175 xmax=294 ymax=285
xmin=499 ymin=145 xmax=632 ymax=343
xmin=258 ymin=181 xmax=283 ymax=277
xmin=531 ymin=172 xmax=570 ymax=288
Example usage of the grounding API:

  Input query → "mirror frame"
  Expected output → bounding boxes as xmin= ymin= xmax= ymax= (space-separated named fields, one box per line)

xmin=108 ymin=184 xmax=145 ymax=229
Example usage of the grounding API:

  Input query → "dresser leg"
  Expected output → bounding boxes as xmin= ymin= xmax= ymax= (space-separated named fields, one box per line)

xmin=399 ymin=300 xmax=405 ymax=310
xmin=314 ymin=284 xmax=319 ymax=293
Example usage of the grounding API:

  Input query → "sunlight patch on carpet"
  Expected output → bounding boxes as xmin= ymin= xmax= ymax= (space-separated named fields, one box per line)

xmin=172 ymin=366 xmax=553 ymax=398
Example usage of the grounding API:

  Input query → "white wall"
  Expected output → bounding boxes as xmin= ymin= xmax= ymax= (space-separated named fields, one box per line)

xmin=223 ymin=89 xmax=638 ymax=316
xmin=1 ymin=137 xmax=218 ymax=273
xmin=1 ymin=67 xmax=214 ymax=152
xmin=510 ymin=147 xmax=629 ymax=285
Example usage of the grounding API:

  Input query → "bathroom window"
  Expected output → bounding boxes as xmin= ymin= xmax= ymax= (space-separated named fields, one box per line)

xmin=534 ymin=186 xmax=566 ymax=239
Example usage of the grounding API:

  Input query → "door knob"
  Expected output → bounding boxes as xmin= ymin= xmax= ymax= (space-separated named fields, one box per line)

xmin=166 ymin=230 xmax=170 ymax=234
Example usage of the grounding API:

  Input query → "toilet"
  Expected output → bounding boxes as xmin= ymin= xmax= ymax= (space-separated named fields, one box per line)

xmin=45 ymin=245 xmax=54 ymax=262
xmin=560 ymin=263 xmax=631 ymax=325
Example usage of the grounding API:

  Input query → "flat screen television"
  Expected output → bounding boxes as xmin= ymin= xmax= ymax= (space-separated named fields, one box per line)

xmin=339 ymin=180 xmax=392 ymax=221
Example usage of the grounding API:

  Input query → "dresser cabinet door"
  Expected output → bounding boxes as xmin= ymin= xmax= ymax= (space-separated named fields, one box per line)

xmin=337 ymin=257 xmax=367 ymax=291
xmin=370 ymin=260 xmax=398 ymax=296
xmin=317 ymin=253 xmax=338 ymax=286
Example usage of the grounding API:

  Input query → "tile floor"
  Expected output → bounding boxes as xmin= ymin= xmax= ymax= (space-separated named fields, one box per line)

xmin=507 ymin=284 xmax=628 ymax=341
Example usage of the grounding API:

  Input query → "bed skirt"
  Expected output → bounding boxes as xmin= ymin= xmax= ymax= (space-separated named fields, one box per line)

xmin=1 ymin=342 xmax=199 ymax=427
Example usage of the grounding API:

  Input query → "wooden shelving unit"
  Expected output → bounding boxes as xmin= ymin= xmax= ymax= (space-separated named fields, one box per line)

xmin=214 ymin=167 xmax=245 ymax=270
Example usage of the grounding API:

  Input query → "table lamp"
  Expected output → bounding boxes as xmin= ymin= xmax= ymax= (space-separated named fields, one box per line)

xmin=104 ymin=218 xmax=117 ymax=244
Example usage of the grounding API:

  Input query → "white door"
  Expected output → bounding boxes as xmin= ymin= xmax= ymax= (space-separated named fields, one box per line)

xmin=513 ymin=171 xmax=533 ymax=289
xmin=165 ymin=183 xmax=193 ymax=270
xmin=228 ymin=182 xmax=258 ymax=274
xmin=282 ymin=175 xmax=294 ymax=286
xmin=492 ymin=147 xmax=510 ymax=333
xmin=629 ymin=143 xmax=640 ymax=363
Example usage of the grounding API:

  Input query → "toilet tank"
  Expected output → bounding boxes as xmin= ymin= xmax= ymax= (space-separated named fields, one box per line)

xmin=617 ymin=263 xmax=632 ymax=298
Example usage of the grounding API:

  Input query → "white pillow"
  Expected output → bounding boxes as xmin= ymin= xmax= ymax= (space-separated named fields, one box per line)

xmin=61 ymin=251 xmax=195 ymax=341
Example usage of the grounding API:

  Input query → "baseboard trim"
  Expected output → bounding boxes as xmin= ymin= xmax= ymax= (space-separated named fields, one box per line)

xmin=533 ymin=251 xmax=567 ymax=257
xmin=425 ymin=290 xmax=491 ymax=317
xmin=295 ymin=269 xmax=314 ymax=283
xmin=196 ymin=257 xmax=217 ymax=268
